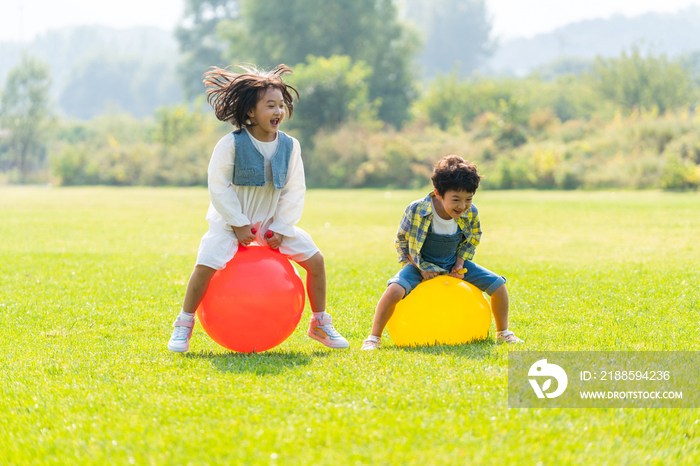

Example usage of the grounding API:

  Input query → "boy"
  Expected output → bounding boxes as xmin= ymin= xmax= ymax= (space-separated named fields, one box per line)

xmin=361 ymin=155 xmax=522 ymax=350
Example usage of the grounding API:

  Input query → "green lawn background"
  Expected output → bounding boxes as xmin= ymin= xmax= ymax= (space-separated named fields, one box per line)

xmin=1 ymin=186 xmax=699 ymax=465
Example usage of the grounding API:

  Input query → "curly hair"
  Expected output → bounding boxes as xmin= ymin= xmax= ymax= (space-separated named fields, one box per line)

xmin=202 ymin=64 xmax=300 ymax=128
xmin=431 ymin=155 xmax=482 ymax=196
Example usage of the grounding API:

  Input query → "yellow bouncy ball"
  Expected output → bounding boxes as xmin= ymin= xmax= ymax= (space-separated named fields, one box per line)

xmin=386 ymin=276 xmax=491 ymax=346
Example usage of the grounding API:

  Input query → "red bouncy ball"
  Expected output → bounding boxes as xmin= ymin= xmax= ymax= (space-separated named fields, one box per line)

xmin=197 ymin=244 xmax=305 ymax=353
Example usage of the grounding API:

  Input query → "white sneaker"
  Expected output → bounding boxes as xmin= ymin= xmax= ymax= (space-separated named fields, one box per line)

xmin=361 ymin=337 xmax=381 ymax=351
xmin=308 ymin=314 xmax=349 ymax=349
xmin=496 ymin=330 xmax=523 ymax=344
xmin=168 ymin=314 xmax=195 ymax=352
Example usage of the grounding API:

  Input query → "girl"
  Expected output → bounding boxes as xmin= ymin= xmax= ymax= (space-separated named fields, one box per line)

xmin=168 ymin=64 xmax=349 ymax=352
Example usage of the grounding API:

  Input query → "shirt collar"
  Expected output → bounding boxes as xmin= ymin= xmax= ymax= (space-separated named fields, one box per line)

xmin=417 ymin=192 xmax=434 ymax=218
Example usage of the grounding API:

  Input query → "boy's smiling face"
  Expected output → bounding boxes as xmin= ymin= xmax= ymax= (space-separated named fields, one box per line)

xmin=247 ymin=87 xmax=286 ymax=141
xmin=433 ymin=188 xmax=474 ymax=220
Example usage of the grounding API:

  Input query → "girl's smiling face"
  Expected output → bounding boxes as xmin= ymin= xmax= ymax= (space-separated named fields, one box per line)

xmin=433 ymin=188 xmax=474 ymax=220
xmin=246 ymin=87 xmax=286 ymax=141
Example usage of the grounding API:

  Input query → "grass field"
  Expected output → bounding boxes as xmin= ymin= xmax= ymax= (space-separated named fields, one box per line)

xmin=1 ymin=186 xmax=699 ymax=465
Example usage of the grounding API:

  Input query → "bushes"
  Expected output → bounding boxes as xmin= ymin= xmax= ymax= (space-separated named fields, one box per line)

xmin=660 ymin=157 xmax=700 ymax=190
xmin=659 ymin=131 xmax=700 ymax=190
xmin=301 ymin=125 xmax=371 ymax=188
xmin=52 ymin=140 xmax=211 ymax=187
xmin=305 ymin=124 xmax=430 ymax=188
xmin=592 ymin=47 xmax=694 ymax=113
xmin=477 ymin=111 xmax=700 ymax=190
xmin=51 ymin=108 xmax=224 ymax=186
xmin=415 ymin=73 xmax=525 ymax=131
xmin=47 ymin=100 xmax=700 ymax=191
xmin=301 ymin=110 xmax=699 ymax=191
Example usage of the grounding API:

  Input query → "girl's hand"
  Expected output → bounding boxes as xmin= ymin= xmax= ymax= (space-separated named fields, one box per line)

xmin=266 ymin=230 xmax=283 ymax=249
xmin=421 ymin=270 xmax=438 ymax=281
xmin=233 ymin=225 xmax=256 ymax=246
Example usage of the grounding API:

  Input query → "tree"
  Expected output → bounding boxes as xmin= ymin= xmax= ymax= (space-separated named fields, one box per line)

xmin=284 ymin=55 xmax=376 ymax=146
xmin=685 ymin=51 xmax=700 ymax=84
xmin=175 ymin=0 xmax=240 ymax=99
xmin=682 ymin=51 xmax=700 ymax=107
xmin=401 ymin=0 xmax=494 ymax=78
xmin=59 ymin=53 xmax=183 ymax=119
xmin=0 ymin=53 xmax=52 ymax=183
xmin=219 ymin=0 xmax=419 ymax=128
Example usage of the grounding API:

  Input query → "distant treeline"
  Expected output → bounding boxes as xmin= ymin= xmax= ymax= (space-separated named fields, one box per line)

xmin=0 ymin=0 xmax=699 ymax=190
xmin=0 ymin=0 xmax=492 ymax=121
xmin=35 ymin=48 xmax=700 ymax=191
xmin=0 ymin=26 xmax=183 ymax=119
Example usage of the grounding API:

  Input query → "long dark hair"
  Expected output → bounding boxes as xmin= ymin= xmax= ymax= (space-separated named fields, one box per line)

xmin=203 ymin=64 xmax=300 ymax=128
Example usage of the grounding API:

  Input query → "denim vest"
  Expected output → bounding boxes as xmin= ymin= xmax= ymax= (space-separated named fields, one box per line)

xmin=232 ymin=129 xmax=293 ymax=189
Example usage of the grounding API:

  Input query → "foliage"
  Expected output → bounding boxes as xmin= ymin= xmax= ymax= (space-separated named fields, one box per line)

xmin=300 ymin=108 xmax=700 ymax=191
xmin=219 ymin=0 xmax=419 ymax=128
xmin=415 ymin=70 xmax=613 ymax=136
xmin=153 ymin=104 xmax=209 ymax=147
xmin=683 ymin=50 xmax=700 ymax=89
xmin=45 ymin=103 xmax=700 ymax=191
xmin=401 ymin=0 xmax=494 ymax=77
xmin=661 ymin=156 xmax=700 ymax=190
xmin=541 ymin=74 xmax=607 ymax=122
xmin=304 ymin=125 xmax=430 ymax=188
xmin=476 ymin=110 xmax=700 ymax=191
xmin=175 ymin=0 xmax=240 ymax=99
xmin=283 ymin=55 xmax=377 ymax=146
xmin=56 ymin=53 xmax=182 ymax=119
xmin=51 ymin=109 xmax=226 ymax=186
xmin=0 ymin=26 xmax=183 ymax=120
xmin=530 ymin=57 xmax=594 ymax=81
xmin=0 ymin=53 xmax=53 ymax=183
xmin=60 ymin=55 xmax=150 ymax=119
xmin=592 ymin=47 xmax=694 ymax=113
xmin=415 ymin=73 xmax=554 ymax=147
xmin=415 ymin=73 xmax=516 ymax=130
xmin=4 ymin=47 xmax=700 ymax=190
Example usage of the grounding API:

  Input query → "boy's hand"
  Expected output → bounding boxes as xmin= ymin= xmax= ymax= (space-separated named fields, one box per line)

xmin=266 ymin=231 xmax=283 ymax=249
xmin=449 ymin=265 xmax=465 ymax=279
xmin=421 ymin=270 xmax=439 ymax=281
xmin=449 ymin=259 xmax=466 ymax=279
xmin=233 ymin=225 xmax=256 ymax=246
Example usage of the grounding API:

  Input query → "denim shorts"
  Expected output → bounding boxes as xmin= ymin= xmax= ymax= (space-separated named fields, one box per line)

xmin=388 ymin=260 xmax=506 ymax=298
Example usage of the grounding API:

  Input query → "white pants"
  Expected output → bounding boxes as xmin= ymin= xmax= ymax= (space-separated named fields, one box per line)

xmin=195 ymin=227 xmax=320 ymax=270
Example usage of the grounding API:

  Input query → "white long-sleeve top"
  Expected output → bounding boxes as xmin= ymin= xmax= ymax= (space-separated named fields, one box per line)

xmin=205 ymin=128 xmax=305 ymax=238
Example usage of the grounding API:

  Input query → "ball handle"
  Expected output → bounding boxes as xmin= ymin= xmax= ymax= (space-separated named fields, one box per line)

xmin=250 ymin=227 xmax=274 ymax=238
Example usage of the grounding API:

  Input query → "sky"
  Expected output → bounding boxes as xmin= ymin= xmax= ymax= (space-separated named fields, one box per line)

xmin=1 ymin=0 xmax=699 ymax=43
xmin=0 ymin=0 xmax=182 ymax=42
xmin=488 ymin=0 xmax=700 ymax=40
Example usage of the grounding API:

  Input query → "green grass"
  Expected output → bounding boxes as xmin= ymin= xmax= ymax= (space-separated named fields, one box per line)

xmin=1 ymin=186 xmax=699 ymax=465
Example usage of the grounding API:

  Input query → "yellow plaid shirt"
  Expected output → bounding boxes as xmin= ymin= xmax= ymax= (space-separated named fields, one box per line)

xmin=395 ymin=192 xmax=482 ymax=272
